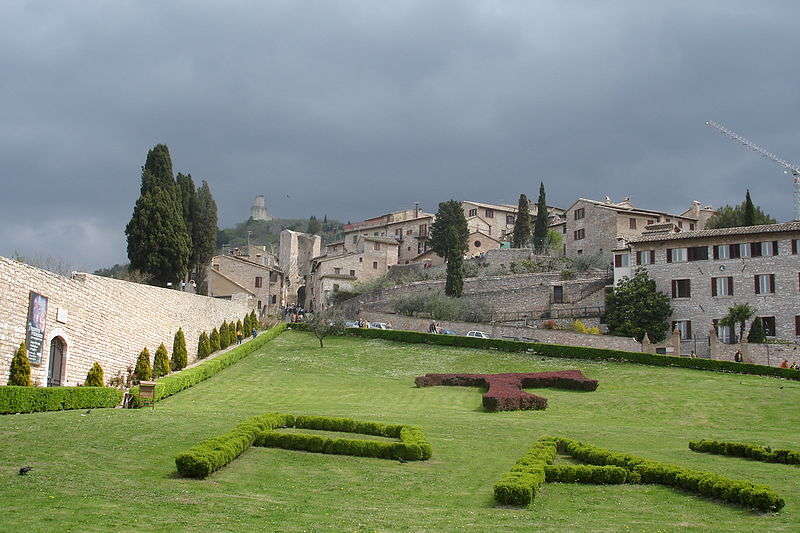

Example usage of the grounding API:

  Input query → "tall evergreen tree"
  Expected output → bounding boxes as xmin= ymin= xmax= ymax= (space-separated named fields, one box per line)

xmin=192 ymin=181 xmax=218 ymax=294
xmin=430 ymin=200 xmax=469 ymax=297
xmin=8 ymin=342 xmax=31 ymax=386
xmin=176 ymin=173 xmax=196 ymax=275
xmin=742 ymin=189 xmax=756 ymax=227
xmin=705 ymin=190 xmax=776 ymax=229
xmin=307 ymin=216 xmax=322 ymax=235
xmin=219 ymin=320 xmax=230 ymax=348
xmin=209 ymin=327 xmax=221 ymax=352
xmin=532 ymin=182 xmax=549 ymax=252
xmin=511 ymin=194 xmax=531 ymax=248
xmin=134 ymin=348 xmax=152 ymax=382
xmin=171 ymin=328 xmax=188 ymax=371
xmin=141 ymin=144 xmax=175 ymax=194
xmin=153 ymin=343 xmax=171 ymax=377
xmin=85 ymin=362 xmax=104 ymax=387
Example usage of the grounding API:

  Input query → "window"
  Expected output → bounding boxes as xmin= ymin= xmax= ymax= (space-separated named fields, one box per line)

xmin=577 ymin=249 xmax=583 ymax=255
xmin=506 ymin=215 xmax=515 ymax=224
xmin=419 ymin=224 xmax=427 ymax=237
xmin=349 ymin=269 xmax=355 ymax=276
xmin=562 ymin=225 xmax=566 ymax=234
xmin=333 ymin=283 xmax=340 ymax=291
xmin=739 ymin=243 xmax=751 ymax=258
xmin=255 ymin=276 xmax=263 ymax=288
xmin=474 ymin=240 xmax=482 ymax=248
xmin=711 ymin=276 xmax=733 ymax=297
xmin=270 ymin=272 xmax=278 ymax=282
xmin=468 ymin=208 xmax=477 ymax=217
xmin=671 ymin=279 xmax=691 ymax=298
xmin=713 ymin=245 xmax=730 ymax=260
xmin=372 ymin=261 xmax=378 ymax=269
xmin=212 ymin=263 xmax=220 ymax=270
xmin=271 ymin=295 xmax=277 ymax=304
xmin=574 ymin=228 xmax=585 ymax=240
xmin=352 ymin=236 xmax=358 ymax=244
xmin=485 ymin=209 xmax=494 ymax=218
xmin=793 ymin=239 xmax=799 ymax=254
xmin=689 ymin=223 xmax=695 ymax=230
xmin=687 ymin=246 xmax=708 ymax=261
xmin=758 ymin=241 xmax=779 ymax=256
xmin=647 ymin=219 xmax=654 ymax=226
xmin=666 ymin=248 xmax=687 ymax=263
xmin=672 ymin=320 xmax=692 ymax=340
xmin=759 ymin=316 xmax=776 ymax=337
xmin=373 ymin=242 xmax=381 ymax=251
xmin=713 ymin=320 xmax=734 ymax=343
xmin=407 ymin=229 xmax=413 ymax=235
xmin=754 ymin=274 xmax=775 ymax=294
xmin=257 ymin=300 xmax=262 ymax=309
xmin=574 ymin=208 xmax=585 ymax=220
xmin=678 ymin=221 xmax=683 ymax=229
xmin=636 ymin=250 xmax=655 ymax=265
xmin=553 ymin=285 xmax=564 ymax=304
xmin=614 ymin=254 xmax=630 ymax=267
xmin=333 ymin=267 xmax=341 ymax=275
xmin=796 ymin=315 xmax=800 ymax=336
xmin=395 ymin=228 xmax=402 ymax=236
xmin=358 ymin=257 xmax=363 ymax=263
xmin=629 ymin=218 xmax=637 ymax=230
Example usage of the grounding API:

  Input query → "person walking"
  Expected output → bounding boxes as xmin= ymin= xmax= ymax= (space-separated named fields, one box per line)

xmin=237 ymin=328 xmax=243 ymax=344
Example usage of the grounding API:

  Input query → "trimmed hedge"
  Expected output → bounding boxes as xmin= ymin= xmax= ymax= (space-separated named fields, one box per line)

xmin=254 ymin=415 xmax=432 ymax=461
xmin=175 ymin=413 xmax=294 ymax=478
xmin=690 ymin=439 xmax=800 ymax=466
xmin=344 ymin=327 xmax=800 ymax=381
xmin=555 ymin=437 xmax=784 ymax=512
xmin=0 ymin=386 xmax=123 ymax=414
xmin=130 ymin=322 xmax=286 ymax=407
xmin=494 ymin=437 xmax=557 ymax=506
xmin=176 ymin=412 xmax=431 ymax=478
xmin=415 ymin=371 xmax=598 ymax=411
xmin=544 ymin=464 xmax=631 ymax=484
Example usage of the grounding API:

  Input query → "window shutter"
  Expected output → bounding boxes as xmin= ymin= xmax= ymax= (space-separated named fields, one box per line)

xmin=773 ymin=241 xmax=779 ymax=256
xmin=666 ymin=249 xmax=672 ymax=263
xmin=751 ymin=242 xmax=762 ymax=257
xmin=712 ymin=246 xmax=719 ymax=260
xmin=686 ymin=321 xmax=692 ymax=340
xmin=728 ymin=276 xmax=734 ymax=296
xmin=796 ymin=315 xmax=800 ymax=336
xmin=687 ymin=247 xmax=695 ymax=261
xmin=793 ymin=239 xmax=798 ymax=255
xmin=671 ymin=280 xmax=677 ymax=298
xmin=614 ymin=255 xmax=622 ymax=267
xmin=711 ymin=278 xmax=717 ymax=297
xmin=636 ymin=251 xmax=641 ymax=265
xmin=650 ymin=250 xmax=655 ymax=264
xmin=730 ymin=244 xmax=740 ymax=259
xmin=754 ymin=275 xmax=760 ymax=294
xmin=769 ymin=274 xmax=776 ymax=293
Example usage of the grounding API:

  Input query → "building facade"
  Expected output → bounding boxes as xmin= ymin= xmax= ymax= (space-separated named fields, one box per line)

xmin=279 ymin=229 xmax=322 ymax=306
xmin=342 ymin=206 xmax=434 ymax=265
xmin=207 ymin=253 xmax=285 ymax=315
xmin=613 ymin=221 xmax=800 ymax=343
xmin=461 ymin=201 xmax=565 ymax=242
xmin=250 ymin=194 xmax=272 ymax=221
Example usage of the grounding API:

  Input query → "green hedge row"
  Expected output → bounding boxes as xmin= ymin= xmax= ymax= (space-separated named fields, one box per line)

xmin=176 ymin=413 xmax=293 ymax=478
xmin=0 ymin=386 xmax=123 ymax=414
xmin=254 ymin=415 xmax=431 ymax=461
xmin=494 ymin=437 xmax=557 ymax=506
xmin=544 ymin=464 xmax=631 ymax=484
xmin=130 ymin=322 xmax=286 ymax=407
xmin=555 ymin=437 xmax=784 ymax=512
xmin=343 ymin=327 xmax=800 ymax=381
xmin=690 ymin=439 xmax=800 ymax=466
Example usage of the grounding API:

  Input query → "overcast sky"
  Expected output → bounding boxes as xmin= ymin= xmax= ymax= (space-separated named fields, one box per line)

xmin=2 ymin=1 xmax=800 ymax=270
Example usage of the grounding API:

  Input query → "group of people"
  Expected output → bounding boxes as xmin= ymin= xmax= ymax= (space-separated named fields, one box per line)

xmin=428 ymin=322 xmax=442 ymax=334
xmin=283 ymin=305 xmax=306 ymax=323
xmin=779 ymin=359 xmax=800 ymax=370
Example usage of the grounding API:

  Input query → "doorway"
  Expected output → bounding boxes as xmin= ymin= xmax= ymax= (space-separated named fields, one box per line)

xmin=47 ymin=336 xmax=66 ymax=387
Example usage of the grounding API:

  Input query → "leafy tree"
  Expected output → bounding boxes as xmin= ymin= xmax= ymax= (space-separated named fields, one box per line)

xmin=209 ymin=328 xmax=221 ymax=352
xmin=134 ymin=348 xmax=152 ymax=382
xmin=532 ymin=182 xmax=549 ymax=252
xmin=546 ymin=229 xmax=564 ymax=254
xmin=706 ymin=191 xmax=776 ymax=229
xmin=153 ymin=343 xmax=171 ymax=377
xmin=8 ymin=342 xmax=31 ymax=386
xmin=307 ymin=216 xmax=322 ymax=235
xmin=511 ymin=194 xmax=531 ymax=248
xmin=171 ymin=328 xmax=188 ymax=371
xmin=720 ymin=303 xmax=756 ymax=343
xmin=192 ymin=181 xmax=218 ymax=294
xmin=747 ymin=317 xmax=767 ymax=343
xmin=219 ymin=320 xmax=230 ymax=348
xmin=605 ymin=269 xmax=672 ymax=342
xmin=429 ymin=200 xmax=469 ymax=297
xmin=85 ymin=362 xmax=104 ymax=387
xmin=307 ymin=309 xmax=345 ymax=347
xmin=197 ymin=332 xmax=211 ymax=359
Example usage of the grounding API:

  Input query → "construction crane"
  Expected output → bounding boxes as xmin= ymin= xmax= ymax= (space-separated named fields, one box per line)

xmin=706 ymin=120 xmax=800 ymax=221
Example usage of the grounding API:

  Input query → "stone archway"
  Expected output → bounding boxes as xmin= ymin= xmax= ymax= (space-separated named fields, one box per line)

xmin=297 ymin=286 xmax=306 ymax=307
xmin=47 ymin=336 xmax=66 ymax=387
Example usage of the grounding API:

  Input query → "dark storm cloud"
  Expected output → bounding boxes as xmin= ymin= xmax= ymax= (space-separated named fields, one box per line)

xmin=2 ymin=0 xmax=800 ymax=268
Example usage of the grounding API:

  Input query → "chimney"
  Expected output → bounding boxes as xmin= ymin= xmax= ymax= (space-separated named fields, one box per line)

xmin=414 ymin=202 xmax=420 ymax=218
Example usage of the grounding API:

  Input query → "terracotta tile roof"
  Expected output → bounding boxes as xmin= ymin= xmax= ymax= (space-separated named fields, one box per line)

xmin=628 ymin=221 xmax=800 ymax=243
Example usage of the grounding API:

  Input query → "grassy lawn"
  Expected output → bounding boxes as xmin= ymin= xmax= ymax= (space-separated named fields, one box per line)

xmin=1 ymin=330 xmax=799 ymax=532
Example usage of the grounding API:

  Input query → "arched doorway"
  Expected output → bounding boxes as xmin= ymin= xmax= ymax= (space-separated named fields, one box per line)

xmin=297 ymin=286 xmax=306 ymax=307
xmin=47 ymin=337 xmax=66 ymax=387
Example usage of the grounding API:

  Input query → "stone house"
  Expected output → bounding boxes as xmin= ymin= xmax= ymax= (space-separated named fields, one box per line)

xmin=461 ymin=201 xmax=565 ymax=242
xmin=341 ymin=206 xmax=435 ymax=265
xmin=279 ymin=229 xmax=322 ymax=306
xmin=612 ymin=221 xmax=800 ymax=343
xmin=410 ymin=230 xmax=502 ymax=268
xmin=564 ymin=197 xmax=716 ymax=262
xmin=305 ymin=235 xmax=400 ymax=311
xmin=207 ymin=253 xmax=285 ymax=316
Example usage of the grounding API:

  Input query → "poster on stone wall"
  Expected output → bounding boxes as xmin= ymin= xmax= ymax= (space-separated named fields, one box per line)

xmin=25 ymin=291 xmax=48 ymax=365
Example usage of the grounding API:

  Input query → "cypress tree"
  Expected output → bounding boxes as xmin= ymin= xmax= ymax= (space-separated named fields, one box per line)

xmin=219 ymin=321 xmax=230 ymax=348
xmin=141 ymin=144 xmax=174 ymax=194
xmin=192 ymin=181 xmax=218 ymax=295
xmin=176 ymin=173 xmax=196 ymax=274
xmin=209 ymin=328 xmax=221 ymax=352
xmin=171 ymin=328 xmax=188 ymax=370
xmin=532 ymin=182 xmax=549 ymax=253
xmin=134 ymin=348 xmax=152 ymax=382
xmin=444 ymin=229 xmax=465 ymax=297
xmin=231 ymin=321 xmax=239 ymax=342
xmin=742 ymin=189 xmax=756 ymax=227
xmin=307 ymin=216 xmax=322 ymax=235
xmin=8 ymin=342 xmax=31 ymax=386
xmin=250 ymin=310 xmax=259 ymax=330
xmin=153 ymin=343 xmax=171 ymax=377
xmin=197 ymin=332 xmax=211 ymax=359
xmin=511 ymin=194 xmax=532 ymax=248
xmin=747 ymin=317 xmax=767 ymax=343
xmin=429 ymin=200 xmax=469 ymax=297
xmin=243 ymin=314 xmax=252 ymax=336
xmin=85 ymin=362 xmax=105 ymax=387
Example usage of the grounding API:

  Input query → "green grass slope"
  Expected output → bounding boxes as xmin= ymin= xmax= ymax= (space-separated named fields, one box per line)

xmin=1 ymin=331 xmax=799 ymax=532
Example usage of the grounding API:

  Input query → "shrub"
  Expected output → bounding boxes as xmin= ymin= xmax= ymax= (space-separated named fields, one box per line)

xmin=219 ymin=320 xmax=230 ymax=348
xmin=134 ymin=348 xmax=152 ymax=383
xmin=494 ymin=438 xmax=557 ymax=506
xmin=84 ymin=362 xmax=104 ymax=387
xmin=197 ymin=332 xmax=211 ymax=360
xmin=7 ymin=342 xmax=31 ymax=386
xmin=542 ymin=320 xmax=558 ymax=330
xmin=0 ymin=386 xmax=123 ymax=414
xmin=250 ymin=310 xmax=258 ymax=330
xmin=747 ymin=318 xmax=767 ymax=343
xmin=544 ymin=464 xmax=630 ymax=484
xmin=129 ymin=323 xmax=286 ymax=407
xmin=153 ymin=343 xmax=171 ymax=378
xmin=209 ymin=328 xmax=221 ymax=352
xmin=392 ymin=293 xmax=427 ymax=317
xmin=171 ymin=328 xmax=188 ymax=371
xmin=689 ymin=439 xmax=800 ymax=466
xmin=228 ymin=322 xmax=237 ymax=344
xmin=236 ymin=319 xmax=244 ymax=339
xmin=415 ymin=371 xmax=598 ymax=411
xmin=344 ymin=328 xmax=800 ymax=381
xmin=560 ymin=269 xmax=576 ymax=280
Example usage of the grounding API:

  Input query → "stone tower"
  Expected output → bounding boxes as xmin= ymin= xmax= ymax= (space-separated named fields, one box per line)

xmin=250 ymin=195 xmax=272 ymax=221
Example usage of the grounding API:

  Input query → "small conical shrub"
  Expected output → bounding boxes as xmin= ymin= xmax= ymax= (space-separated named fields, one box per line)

xmin=209 ymin=328 xmax=220 ymax=352
xmin=85 ymin=362 xmax=104 ymax=387
xmin=229 ymin=321 xmax=238 ymax=343
xmin=134 ymin=347 xmax=152 ymax=382
xmin=747 ymin=317 xmax=767 ymax=343
xmin=171 ymin=328 xmax=188 ymax=371
xmin=250 ymin=310 xmax=259 ymax=330
xmin=220 ymin=321 xmax=230 ymax=348
xmin=197 ymin=332 xmax=210 ymax=359
xmin=8 ymin=342 xmax=32 ymax=386
xmin=243 ymin=314 xmax=252 ymax=336
xmin=153 ymin=343 xmax=170 ymax=377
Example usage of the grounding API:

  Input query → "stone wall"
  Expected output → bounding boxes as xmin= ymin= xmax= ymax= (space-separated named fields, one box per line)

xmin=359 ymin=311 xmax=642 ymax=352
xmin=0 ymin=256 xmax=251 ymax=387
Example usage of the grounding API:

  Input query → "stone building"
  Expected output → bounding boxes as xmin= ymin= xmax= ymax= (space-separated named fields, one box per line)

xmin=279 ymin=229 xmax=322 ymax=306
xmin=564 ymin=197 xmax=716 ymax=262
xmin=613 ymin=221 xmax=800 ymax=343
xmin=461 ymin=201 xmax=565 ymax=242
xmin=305 ymin=235 xmax=399 ymax=311
xmin=341 ymin=206 xmax=435 ymax=265
xmin=0 ymin=256 xmax=251 ymax=387
xmin=250 ymin=194 xmax=272 ymax=221
xmin=410 ymin=230 xmax=502 ymax=268
xmin=207 ymin=252 xmax=285 ymax=316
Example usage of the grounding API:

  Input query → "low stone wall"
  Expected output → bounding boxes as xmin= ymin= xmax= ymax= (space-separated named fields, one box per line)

xmin=359 ymin=311 xmax=642 ymax=352
xmin=0 ymin=256 xmax=252 ymax=387
xmin=710 ymin=333 xmax=800 ymax=367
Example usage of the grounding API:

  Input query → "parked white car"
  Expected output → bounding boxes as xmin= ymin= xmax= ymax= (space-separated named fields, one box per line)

xmin=466 ymin=330 xmax=490 ymax=339
xmin=369 ymin=322 xmax=390 ymax=330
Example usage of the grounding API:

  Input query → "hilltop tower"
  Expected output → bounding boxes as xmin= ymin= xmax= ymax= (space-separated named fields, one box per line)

xmin=250 ymin=195 xmax=272 ymax=221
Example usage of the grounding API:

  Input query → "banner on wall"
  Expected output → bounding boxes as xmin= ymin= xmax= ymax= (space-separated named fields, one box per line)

xmin=25 ymin=291 xmax=48 ymax=365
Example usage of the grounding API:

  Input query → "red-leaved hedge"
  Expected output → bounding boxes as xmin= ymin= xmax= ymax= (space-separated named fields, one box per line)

xmin=415 ymin=370 xmax=598 ymax=411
